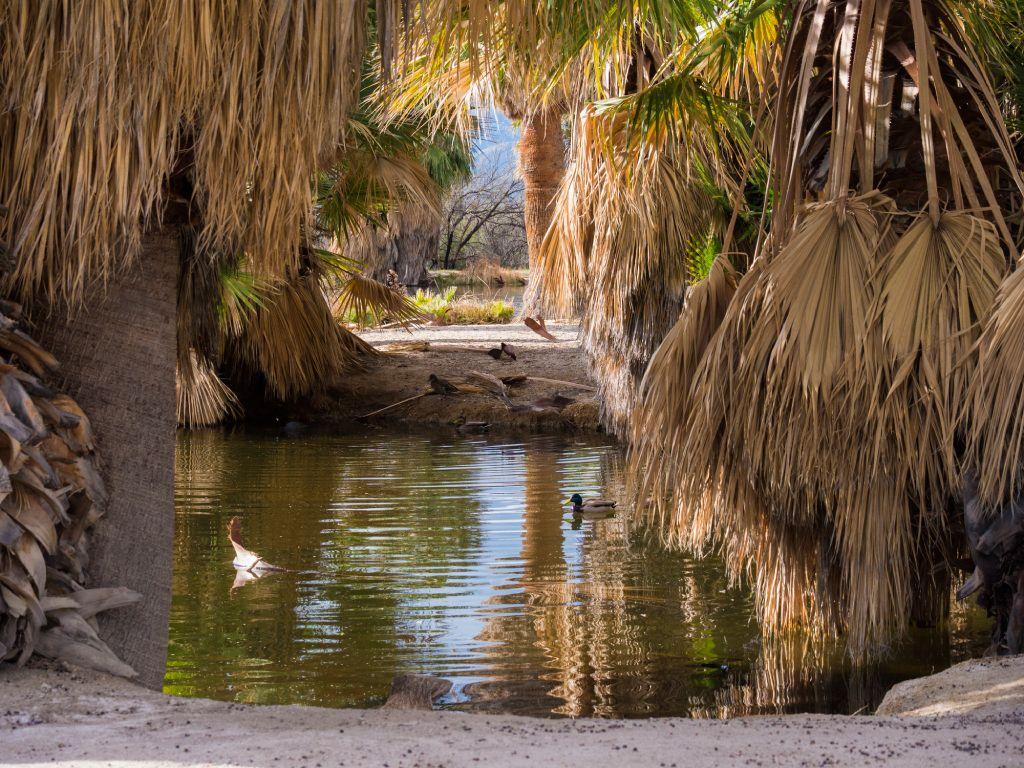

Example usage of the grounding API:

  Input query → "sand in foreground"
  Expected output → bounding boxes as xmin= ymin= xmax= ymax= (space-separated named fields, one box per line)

xmin=3 ymin=659 xmax=1024 ymax=768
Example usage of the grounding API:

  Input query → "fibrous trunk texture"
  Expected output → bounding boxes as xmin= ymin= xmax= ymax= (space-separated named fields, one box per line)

xmin=34 ymin=227 xmax=179 ymax=688
xmin=350 ymin=204 xmax=440 ymax=286
xmin=519 ymin=105 xmax=565 ymax=309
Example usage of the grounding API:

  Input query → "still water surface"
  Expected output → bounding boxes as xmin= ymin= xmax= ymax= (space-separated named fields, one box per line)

xmin=169 ymin=427 xmax=990 ymax=717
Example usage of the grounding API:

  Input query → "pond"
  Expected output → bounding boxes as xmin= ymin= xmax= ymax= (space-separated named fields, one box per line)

xmin=168 ymin=427 xmax=991 ymax=718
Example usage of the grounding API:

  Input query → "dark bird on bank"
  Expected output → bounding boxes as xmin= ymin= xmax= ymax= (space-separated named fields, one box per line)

xmin=456 ymin=421 xmax=490 ymax=434
xmin=485 ymin=344 xmax=516 ymax=361
xmin=429 ymin=373 xmax=459 ymax=396
xmin=534 ymin=393 xmax=576 ymax=410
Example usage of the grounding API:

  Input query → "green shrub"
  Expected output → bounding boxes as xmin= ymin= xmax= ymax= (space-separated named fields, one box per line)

xmin=412 ymin=287 xmax=514 ymax=325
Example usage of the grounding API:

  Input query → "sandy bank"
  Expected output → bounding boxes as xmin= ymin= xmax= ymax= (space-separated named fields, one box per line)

xmin=876 ymin=655 xmax=1024 ymax=716
xmin=3 ymin=657 xmax=1023 ymax=767
xmin=327 ymin=322 xmax=602 ymax=432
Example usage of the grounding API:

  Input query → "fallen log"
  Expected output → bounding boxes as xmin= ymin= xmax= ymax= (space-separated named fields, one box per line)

xmin=501 ymin=374 xmax=596 ymax=392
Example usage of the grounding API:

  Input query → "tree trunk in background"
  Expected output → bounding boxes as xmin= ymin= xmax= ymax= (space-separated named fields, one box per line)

xmin=366 ymin=224 xmax=438 ymax=286
xmin=353 ymin=204 xmax=439 ymax=287
xmin=35 ymin=228 xmax=179 ymax=689
xmin=518 ymin=105 xmax=565 ymax=310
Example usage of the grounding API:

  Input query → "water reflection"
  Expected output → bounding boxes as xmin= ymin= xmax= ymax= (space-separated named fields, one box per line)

xmin=169 ymin=427 xmax=990 ymax=716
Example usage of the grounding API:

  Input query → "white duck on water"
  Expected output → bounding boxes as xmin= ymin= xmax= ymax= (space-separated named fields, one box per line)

xmin=228 ymin=516 xmax=285 ymax=573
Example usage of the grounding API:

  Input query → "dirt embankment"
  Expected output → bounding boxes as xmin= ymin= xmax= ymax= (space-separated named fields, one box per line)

xmin=3 ymin=657 xmax=1024 ymax=768
xmin=328 ymin=322 xmax=603 ymax=433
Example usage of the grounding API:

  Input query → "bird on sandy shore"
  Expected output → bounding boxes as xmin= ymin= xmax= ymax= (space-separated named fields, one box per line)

xmin=429 ymin=374 xmax=459 ymax=396
xmin=566 ymin=493 xmax=617 ymax=513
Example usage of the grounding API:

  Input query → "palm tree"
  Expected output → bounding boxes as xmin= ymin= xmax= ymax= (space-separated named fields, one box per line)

xmin=345 ymin=131 xmax=473 ymax=286
xmin=631 ymin=0 xmax=1024 ymax=654
xmin=524 ymin=1 xmax=773 ymax=434
xmin=0 ymin=1 xmax=389 ymax=686
xmin=514 ymin=103 xmax=568 ymax=281
xmin=389 ymin=7 xmax=574 ymax=299
xmin=425 ymin=0 xmax=1024 ymax=654
xmin=176 ymin=72 xmax=458 ymax=428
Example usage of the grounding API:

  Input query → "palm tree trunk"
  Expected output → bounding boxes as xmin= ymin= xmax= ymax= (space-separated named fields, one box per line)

xmin=518 ymin=105 xmax=565 ymax=305
xmin=364 ymin=205 xmax=439 ymax=287
xmin=35 ymin=227 xmax=180 ymax=689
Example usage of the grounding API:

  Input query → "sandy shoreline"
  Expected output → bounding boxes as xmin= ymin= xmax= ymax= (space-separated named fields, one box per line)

xmin=3 ymin=658 xmax=1024 ymax=767
xmin=326 ymin=322 xmax=603 ymax=432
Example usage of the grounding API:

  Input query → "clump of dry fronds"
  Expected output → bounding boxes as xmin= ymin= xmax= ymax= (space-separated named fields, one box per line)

xmin=968 ymin=268 xmax=1024 ymax=506
xmin=631 ymin=0 xmax=1024 ymax=656
xmin=228 ymin=271 xmax=375 ymax=403
xmin=537 ymin=105 xmax=727 ymax=435
xmin=333 ymin=273 xmax=427 ymax=328
xmin=630 ymin=255 xmax=738 ymax=509
xmin=0 ymin=303 xmax=140 ymax=673
xmin=176 ymin=350 xmax=241 ymax=429
xmin=0 ymin=1 xmax=366 ymax=305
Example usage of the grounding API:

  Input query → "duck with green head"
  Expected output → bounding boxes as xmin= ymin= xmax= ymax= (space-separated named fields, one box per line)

xmin=566 ymin=493 xmax=617 ymax=512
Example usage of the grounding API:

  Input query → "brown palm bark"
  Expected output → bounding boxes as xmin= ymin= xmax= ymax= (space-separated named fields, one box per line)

xmin=35 ymin=227 xmax=179 ymax=688
xmin=518 ymin=105 xmax=565 ymax=279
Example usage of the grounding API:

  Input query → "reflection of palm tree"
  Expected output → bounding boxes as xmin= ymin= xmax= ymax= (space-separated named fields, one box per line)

xmin=470 ymin=444 xmax=653 ymax=716
xmin=471 ymin=439 xmax=814 ymax=718
xmin=521 ymin=448 xmax=566 ymax=581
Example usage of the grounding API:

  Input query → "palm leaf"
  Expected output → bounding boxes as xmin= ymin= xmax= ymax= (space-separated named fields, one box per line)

xmin=334 ymin=274 xmax=426 ymax=328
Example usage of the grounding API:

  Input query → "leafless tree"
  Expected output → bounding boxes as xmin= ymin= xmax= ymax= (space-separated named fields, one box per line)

xmin=437 ymin=160 xmax=527 ymax=269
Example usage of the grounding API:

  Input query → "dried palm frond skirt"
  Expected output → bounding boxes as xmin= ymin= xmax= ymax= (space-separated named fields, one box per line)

xmin=0 ymin=301 xmax=139 ymax=675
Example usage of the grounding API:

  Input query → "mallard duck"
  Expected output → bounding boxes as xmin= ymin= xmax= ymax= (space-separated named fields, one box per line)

xmin=567 ymin=493 xmax=617 ymax=512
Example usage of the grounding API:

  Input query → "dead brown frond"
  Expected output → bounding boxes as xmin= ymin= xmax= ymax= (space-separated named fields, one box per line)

xmin=629 ymin=255 xmax=738 ymax=510
xmin=872 ymin=213 xmax=1006 ymax=503
xmin=0 ymin=1 xmax=366 ymax=306
xmin=176 ymin=351 xmax=241 ymax=429
xmin=967 ymin=267 xmax=1024 ymax=507
xmin=229 ymin=272 xmax=374 ymax=403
